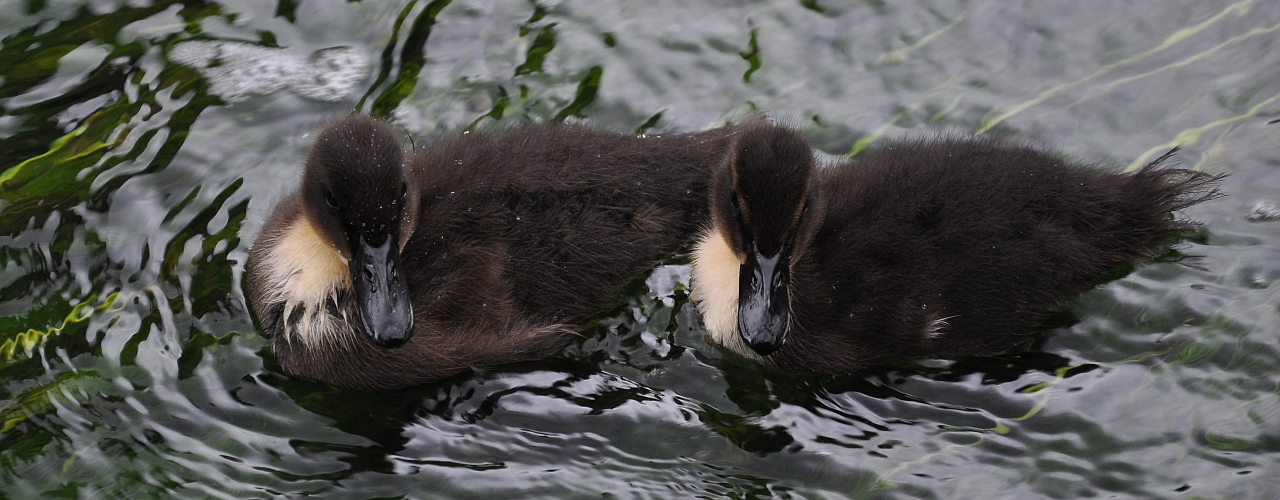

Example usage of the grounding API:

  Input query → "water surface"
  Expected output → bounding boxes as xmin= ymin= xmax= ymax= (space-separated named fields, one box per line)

xmin=2 ymin=0 xmax=1279 ymax=498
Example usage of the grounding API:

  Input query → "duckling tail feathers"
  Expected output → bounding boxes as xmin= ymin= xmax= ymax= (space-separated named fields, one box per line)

xmin=1131 ymin=148 xmax=1227 ymax=215
xmin=1109 ymin=149 xmax=1226 ymax=255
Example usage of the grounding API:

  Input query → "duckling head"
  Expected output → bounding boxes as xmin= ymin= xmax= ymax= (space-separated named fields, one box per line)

xmin=251 ymin=115 xmax=419 ymax=351
xmin=697 ymin=124 xmax=823 ymax=357
xmin=298 ymin=116 xmax=419 ymax=348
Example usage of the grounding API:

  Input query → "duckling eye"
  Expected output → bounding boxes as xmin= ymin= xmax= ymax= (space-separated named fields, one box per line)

xmin=324 ymin=188 xmax=339 ymax=210
xmin=400 ymin=182 xmax=408 ymax=202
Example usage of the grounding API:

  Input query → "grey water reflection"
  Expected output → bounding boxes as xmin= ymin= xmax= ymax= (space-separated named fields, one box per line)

xmin=1 ymin=0 xmax=1279 ymax=498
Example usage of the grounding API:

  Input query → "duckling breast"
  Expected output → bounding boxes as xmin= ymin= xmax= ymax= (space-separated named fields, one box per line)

xmin=690 ymin=226 xmax=766 ymax=362
xmin=248 ymin=206 xmax=357 ymax=349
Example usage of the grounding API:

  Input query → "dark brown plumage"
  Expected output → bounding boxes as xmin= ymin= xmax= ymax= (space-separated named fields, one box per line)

xmin=690 ymin=123 xmax=1225 ymax=373
xmin=248 ymin=116 xmax=735 ymax=389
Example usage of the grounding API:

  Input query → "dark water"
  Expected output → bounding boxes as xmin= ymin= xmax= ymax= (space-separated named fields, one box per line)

xmin=2 ymin=0 xmax=1279 ymax=498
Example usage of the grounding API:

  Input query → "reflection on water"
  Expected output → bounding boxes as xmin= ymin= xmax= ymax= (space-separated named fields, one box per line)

xmin=2 ymin=0 xmax=1279 ymax=498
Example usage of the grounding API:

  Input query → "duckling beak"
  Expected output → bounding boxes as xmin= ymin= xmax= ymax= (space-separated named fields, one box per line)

xmin=737 ymin=244 xmax=791 ymax=356
xmin=351 ymin=233 xmax=414 ymax=348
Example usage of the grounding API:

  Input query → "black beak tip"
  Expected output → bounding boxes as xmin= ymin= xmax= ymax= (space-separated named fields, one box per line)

xmin=362 ymin=313 xmax=414 ymax=349
xmin=744 ymin=334 xmax=784 ymax=357
xmin=370 ymin=333 xmax=410 ymax=349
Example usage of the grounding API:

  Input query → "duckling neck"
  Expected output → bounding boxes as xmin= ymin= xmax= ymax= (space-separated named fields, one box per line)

xmin=690 ymin=226 xmax=764 ymax=362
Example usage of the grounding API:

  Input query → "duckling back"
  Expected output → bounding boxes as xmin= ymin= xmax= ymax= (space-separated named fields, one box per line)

xmin=406 ymin=125 xmax=728 ymax=325
xmin=788 ymin=139 xmax=1221 ymax=372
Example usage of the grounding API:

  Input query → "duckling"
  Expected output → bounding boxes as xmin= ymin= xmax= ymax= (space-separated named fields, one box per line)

xmin=690 ymin=123 xmax=1223 ymax=373
xmin=247 ymin=115 xmax=734 ymax=389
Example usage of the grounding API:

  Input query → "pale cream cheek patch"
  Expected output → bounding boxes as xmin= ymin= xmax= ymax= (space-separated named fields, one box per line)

xmin=261 ymin=216 xmax=353 ymax=347
xmin=690 ymin=227 xmax=761 ymax=361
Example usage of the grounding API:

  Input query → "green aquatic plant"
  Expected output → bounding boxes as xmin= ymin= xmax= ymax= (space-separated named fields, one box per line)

xmin=1 ymin=293 xmax=121 ymax=363
xmin=739 ymin=28 xmax=761 ymax=83
xmin=359 ymin=0 xmax=454 ymax=119
xmin=1126 ymin=94 xmax=1279 ymax=171
xmin=977 ymin=0 xmax=1268 ymax=134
